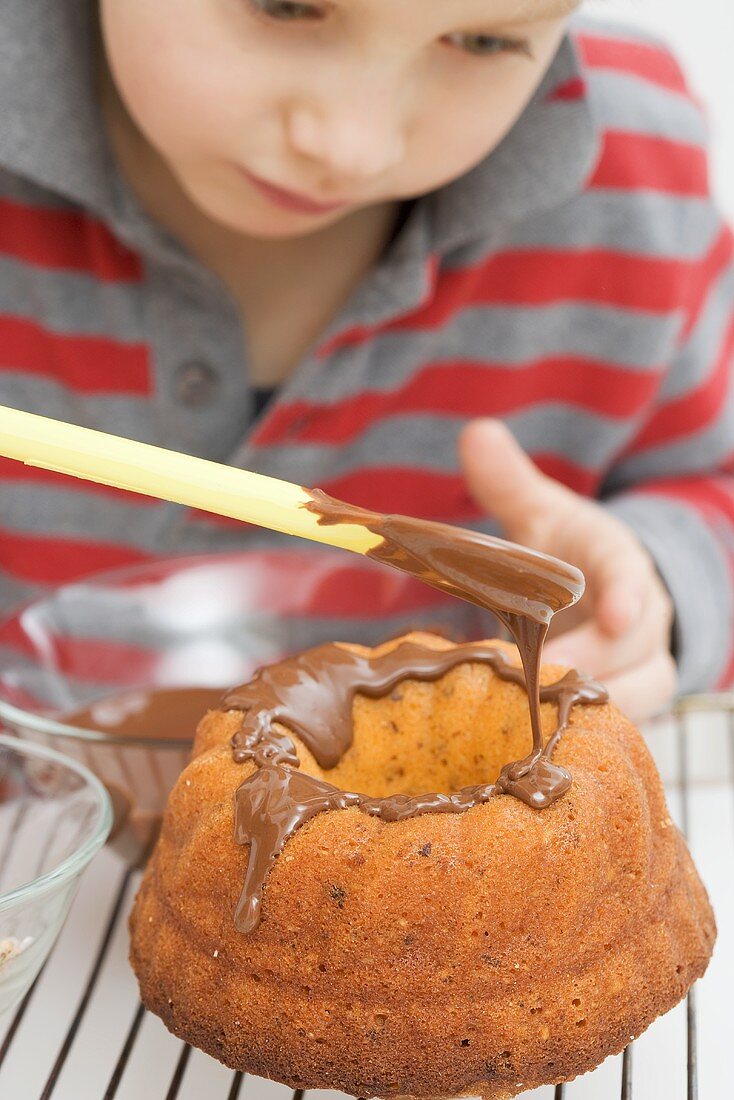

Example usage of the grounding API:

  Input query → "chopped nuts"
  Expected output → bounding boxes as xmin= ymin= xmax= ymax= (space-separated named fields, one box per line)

xmin=0 ymin=936 xmax=32 ymax=972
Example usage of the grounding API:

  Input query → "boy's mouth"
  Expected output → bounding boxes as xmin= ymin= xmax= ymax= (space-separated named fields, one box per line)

xmin=241 ymin=169 xmax=350 ymax=215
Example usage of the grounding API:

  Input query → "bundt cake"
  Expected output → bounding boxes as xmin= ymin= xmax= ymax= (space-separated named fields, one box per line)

xmin=129 ymin=631 xmax=715 ymax=1099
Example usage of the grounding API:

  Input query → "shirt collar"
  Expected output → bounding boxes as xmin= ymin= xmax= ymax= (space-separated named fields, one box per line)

xmin=0 ymin=0 xmax=598 ymax=258
xmin=0 ymin=0 xmax=120 ymax=221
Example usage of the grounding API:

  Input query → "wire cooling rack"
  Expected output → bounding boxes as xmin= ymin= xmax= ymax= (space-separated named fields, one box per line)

xmin=0 ymin=697 xmax=731 ymax=1100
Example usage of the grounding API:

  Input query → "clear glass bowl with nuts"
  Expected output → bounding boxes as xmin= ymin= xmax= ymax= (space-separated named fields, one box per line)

xmin=0 ymin=735 xmax=111 ymax=1016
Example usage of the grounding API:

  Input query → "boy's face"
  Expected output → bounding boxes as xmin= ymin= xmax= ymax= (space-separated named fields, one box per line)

xmin=100 ymin=0 xmax=577 ymax=240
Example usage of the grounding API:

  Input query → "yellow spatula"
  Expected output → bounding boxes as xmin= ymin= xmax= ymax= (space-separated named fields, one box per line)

xmin=0 ymin=404 xmax=379 ymax=554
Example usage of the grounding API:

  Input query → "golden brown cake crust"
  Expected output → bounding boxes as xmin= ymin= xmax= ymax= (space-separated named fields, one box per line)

xmin=129 ymin=634 xmax=715 ymax=1099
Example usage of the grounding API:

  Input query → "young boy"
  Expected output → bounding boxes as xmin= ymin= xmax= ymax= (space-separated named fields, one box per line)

xmin=0 ymin=0 xmax=732 ymax=722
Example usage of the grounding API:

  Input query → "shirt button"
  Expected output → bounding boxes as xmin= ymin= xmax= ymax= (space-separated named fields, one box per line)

xmin=174 ymin=360 xmax=219 ymax=407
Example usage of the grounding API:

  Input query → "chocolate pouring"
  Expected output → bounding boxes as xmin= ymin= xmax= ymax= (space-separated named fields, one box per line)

xmin=225 ymin=490 xmax=608 ymax=934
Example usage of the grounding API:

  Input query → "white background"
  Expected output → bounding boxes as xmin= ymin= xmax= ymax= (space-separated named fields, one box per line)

xmin=586 ymin=0 xmax=734 ymax=217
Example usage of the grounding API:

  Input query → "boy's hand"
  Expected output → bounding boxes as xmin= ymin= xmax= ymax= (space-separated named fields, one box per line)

xmin=459 ymin=419 xmax=677 ymax=722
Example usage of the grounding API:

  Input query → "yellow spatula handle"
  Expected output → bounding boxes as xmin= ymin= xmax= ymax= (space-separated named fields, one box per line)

xmin=0 ymin=406 xmax=380 ymax=555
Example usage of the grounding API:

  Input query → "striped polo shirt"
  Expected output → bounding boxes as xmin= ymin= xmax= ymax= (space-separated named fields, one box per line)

xmin=0 ymin=0 xmax=732 ymax=695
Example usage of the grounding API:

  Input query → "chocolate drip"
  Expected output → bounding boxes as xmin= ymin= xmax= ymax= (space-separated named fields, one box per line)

xmin=226 ymin=640 xmax=607 ymax=933
xmin=233 ymin=755 xmax=499 ymax=934
xmin=227 ymin=641 xmax=530 ymax=771
xmin=225 ymin=488 xmax=608 ymax=933
xmin=305 ymin=490 xmax=586 ymax=802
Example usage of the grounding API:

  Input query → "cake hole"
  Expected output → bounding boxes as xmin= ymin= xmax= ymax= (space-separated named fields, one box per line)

xmin=576 ymin=1018 xmax=587 ymax=1028
xmin=460 ymin=1039 xmax=470 ymax=1047
xmin=676 ymin=965 xmax=683 ymax=975
xmin=571 ymin=998 xmax=581 ymax=1007
xmin=319 ymin=678 xmax=535 ymax=798
xmin=318 ymin=963 xmax=328 ymax=972
xmin=603 ymin=943 xmax=612 ymax=952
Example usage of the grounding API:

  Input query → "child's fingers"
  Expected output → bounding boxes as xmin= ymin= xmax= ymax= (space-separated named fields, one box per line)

xmin=574 ymin=522 xmax=657 ymax=638
xmin=592 ymin=541 xmax=673 ymax=641
xmin=543 ymin=591 xmax=663 ymax=679
xmin=603 ymin=649 xmax=679 ymax=723
xmin=459 ymin=419 xmax=573 ymax=542
xmin=595 ymin=579 xmax=647 ymax=638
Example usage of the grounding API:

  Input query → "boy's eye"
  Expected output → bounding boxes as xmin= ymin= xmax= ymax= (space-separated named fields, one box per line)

xmin=247 ymin=0 xmax=323 ymax=21
xmin=444 ymin=33 xmax=531 ymax=58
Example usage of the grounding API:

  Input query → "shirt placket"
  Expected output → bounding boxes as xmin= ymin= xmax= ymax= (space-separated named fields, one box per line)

xmin=229 ymin=204 xmax=440 ymax=482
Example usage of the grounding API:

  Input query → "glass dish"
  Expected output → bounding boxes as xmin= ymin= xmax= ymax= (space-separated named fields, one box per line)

xmin=0 ymin=735 xmax=112 ymax=1017
xmin=0 ymin=548 xmax=475 ymax=863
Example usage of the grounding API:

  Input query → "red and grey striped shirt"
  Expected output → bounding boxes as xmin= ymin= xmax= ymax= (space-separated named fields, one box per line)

xmin=0 ymin=2 xmax=732 ymax=694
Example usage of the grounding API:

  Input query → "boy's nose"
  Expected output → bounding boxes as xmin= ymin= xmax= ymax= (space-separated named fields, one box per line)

xmin=287 ymin=101 xmax=406 ymax=183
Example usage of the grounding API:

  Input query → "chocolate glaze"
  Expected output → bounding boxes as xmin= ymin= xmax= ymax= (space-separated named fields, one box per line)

xmin=63 ymin=686 xmax=225 ymax=742
xmin=305 ymin=490 xmax=588 ymax=798
xmin=226 ymin=640 xmax=606 ymax=933
xmin=224 ymin=489 xmax=608 ymax=934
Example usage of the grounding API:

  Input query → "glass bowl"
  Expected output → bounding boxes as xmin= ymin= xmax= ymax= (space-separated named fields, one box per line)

xmin=0 ymin=735 xmax=112 ymax=1016
xmin=0 ymin=548 xmax=479 ymax=863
